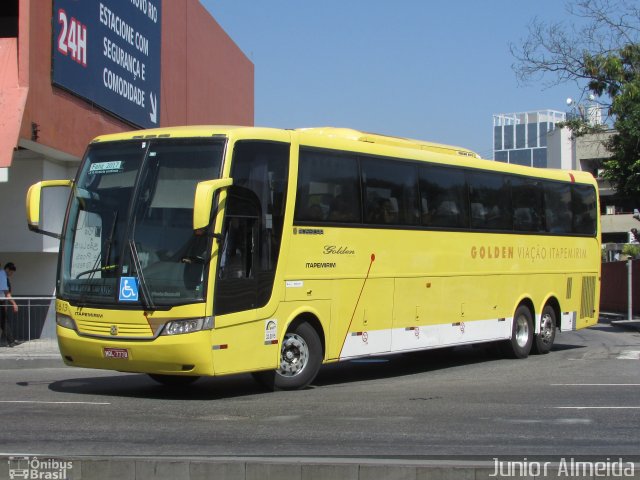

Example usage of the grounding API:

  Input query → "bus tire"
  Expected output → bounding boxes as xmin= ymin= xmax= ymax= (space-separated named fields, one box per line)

xmin=502 ymin=305 xmax=533 ymax=359
xmin=532 ymin=305 xmax=556 ymax=355
xmin=148 ymin=374 xmax=200 ymax=387
xmin=253 ymin=322 xmax=322 ymax=391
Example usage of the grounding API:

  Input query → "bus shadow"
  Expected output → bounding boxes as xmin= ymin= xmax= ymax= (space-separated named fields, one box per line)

xmin=47 ymin=343 xmax=588 ymax=400
xmin=48 ymin=372 xmax=267 ymax=401
xmin=314 ymin=341 xmax=587 ymax=387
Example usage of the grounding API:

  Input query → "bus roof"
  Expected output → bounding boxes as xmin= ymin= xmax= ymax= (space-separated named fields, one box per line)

xmin=90 ymin=126 xmax=479 ymax=158
xmin=89 ymin=125 xmax=596 ymax=186
xmin=294 ymin=127 xmax=482 ymax=159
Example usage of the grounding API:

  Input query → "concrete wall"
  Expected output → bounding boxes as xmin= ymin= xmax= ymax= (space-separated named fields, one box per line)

xmin=546 ymin=127 xmax=574 ymax=170
xmin=575 ymin=131 xmax=614 ymax=164
xmin=0 ymin=156 xmax=75 ymax=295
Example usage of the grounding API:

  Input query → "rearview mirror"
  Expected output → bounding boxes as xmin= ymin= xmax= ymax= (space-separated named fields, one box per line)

xmin=193 ymin=178 xmax=233 ymax=230
xmin=26 ymin=179 xmax=74 ymax=239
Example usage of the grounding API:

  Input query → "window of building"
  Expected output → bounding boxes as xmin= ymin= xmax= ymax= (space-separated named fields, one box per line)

xmin=509 ymin=149 xmax=532 ymax=167
xmin=532 ymin=148 xmax=547 ymax=168
xmin=494 ymin=151 xmax=508 ymax=163
xmin=527 ymin=123 xmax=538 ymax=148
xmin=516 ymin=124 xmax=526 ymax=149
xmin=494 ymin=126 xmax=503 ymax=151
xmin=504 ymin=125 xmax=514 ymax=149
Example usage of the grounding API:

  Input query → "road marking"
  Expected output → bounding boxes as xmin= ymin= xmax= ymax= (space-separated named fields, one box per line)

xmin=617 ymin=350 xmax=640 ymax=359
xmin=555 ymin=406 xmax=640 ymax=410
xmin=551 ymin=383 xmax=640 ymax=386
xmin=0 ymin=400 xmax=110 ymax=405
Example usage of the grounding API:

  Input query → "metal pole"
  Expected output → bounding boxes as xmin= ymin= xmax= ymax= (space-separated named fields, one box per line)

xmin=28 ymin=298 xmax=31 ymax=342
xmin=628 ymin=259 xmax=633 ymax=321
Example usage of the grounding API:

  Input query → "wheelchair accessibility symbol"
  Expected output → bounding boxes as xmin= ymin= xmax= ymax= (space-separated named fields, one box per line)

xmin=119 ymin=277 xmax=139 ymax=302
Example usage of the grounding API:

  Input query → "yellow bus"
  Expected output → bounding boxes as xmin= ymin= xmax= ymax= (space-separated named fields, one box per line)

xmin=26 ymin=126 xmax=600 ymax=389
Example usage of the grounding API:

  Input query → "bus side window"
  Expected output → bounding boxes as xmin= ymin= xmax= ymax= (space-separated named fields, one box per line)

xmin=511 ymin=177 xmax=543 ymax=232
xmin=467 ymin=171 xmax=511 ymax=231
xmin=295 ymin=149 xmax=362 ymax=224
xmin=543 ymin=181 xmax=572 ymax=234
xmin=572 ymin=184 xmax=597 ymax=235
xmin=419 ymin=165 xmax=468 ymax=229
xmin=361 ymin=157 xmax=418 ymax=226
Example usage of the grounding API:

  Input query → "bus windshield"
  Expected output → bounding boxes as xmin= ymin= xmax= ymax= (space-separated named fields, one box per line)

xmin=59 ymin=138 xmax=224 ymax=308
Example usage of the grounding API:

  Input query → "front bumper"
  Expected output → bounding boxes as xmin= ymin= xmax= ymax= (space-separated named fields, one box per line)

xmin=57 ymin=326 xmax=214 ymax=376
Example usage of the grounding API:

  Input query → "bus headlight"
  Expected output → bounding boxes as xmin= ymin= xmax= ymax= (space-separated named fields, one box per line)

xmin=56 ymin=313 xmax=77 ymax=331
xmin=162 ymin=317 xmax=213 ymax=336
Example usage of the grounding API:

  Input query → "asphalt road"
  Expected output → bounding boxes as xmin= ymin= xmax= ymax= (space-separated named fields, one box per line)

xmin=1 ymin=323 xmax=639 ymax=458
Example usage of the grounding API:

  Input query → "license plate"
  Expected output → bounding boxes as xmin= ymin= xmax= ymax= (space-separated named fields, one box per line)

xmin=103 ymin=347 xmax=129 ymax=359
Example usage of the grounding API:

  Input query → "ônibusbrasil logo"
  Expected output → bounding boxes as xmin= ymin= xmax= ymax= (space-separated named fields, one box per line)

xmin=8 ymin=457 xmax=73 ymax=479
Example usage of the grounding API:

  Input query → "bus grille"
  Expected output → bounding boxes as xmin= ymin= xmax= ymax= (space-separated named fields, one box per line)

xmin=580 ymin=276 xmax=596 ymax=319
xmin=566 ymin=277 xmax=573 ymax=299
xmin=76 ymin=319 xmax=153 ymax=338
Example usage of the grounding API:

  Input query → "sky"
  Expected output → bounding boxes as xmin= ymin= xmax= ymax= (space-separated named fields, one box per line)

xmin=202 ymin=1 xmax=587 ymax=159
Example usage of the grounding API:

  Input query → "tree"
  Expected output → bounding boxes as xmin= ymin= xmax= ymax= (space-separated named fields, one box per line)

xmin=511 ymin=0 xmax=640 ymax=200
xmin=587 ymin=44 xmax=640 ymax=197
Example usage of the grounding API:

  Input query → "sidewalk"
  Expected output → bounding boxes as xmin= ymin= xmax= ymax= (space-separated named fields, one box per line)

xmin=0 ymin=338 xmax=64 ymax=369
xmin=599 ymin=311 xmax=640 ymax=332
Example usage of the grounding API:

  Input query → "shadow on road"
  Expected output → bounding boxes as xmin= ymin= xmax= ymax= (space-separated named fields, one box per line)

xmin=44 ymin=340 xmax=586 ymax=401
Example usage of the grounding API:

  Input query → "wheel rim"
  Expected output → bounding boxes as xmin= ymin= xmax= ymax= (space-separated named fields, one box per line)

xmin=515 ymin=314 xmax=530 ymax=348
xmin=539 ymin=313 xmax=554 ymax=345
xmin=277 ymin=333 xmax=309 ymax=377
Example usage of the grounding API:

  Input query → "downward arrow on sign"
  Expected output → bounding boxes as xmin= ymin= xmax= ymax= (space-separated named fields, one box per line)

xmin=149 ymin=92 xmax=157 ymax=124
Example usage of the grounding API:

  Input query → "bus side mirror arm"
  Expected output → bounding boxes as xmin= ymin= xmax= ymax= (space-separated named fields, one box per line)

xmin=26 ymin=180 xmax=74 ymax=239
xmin=193 ymin=178 xmax=233 ymax=230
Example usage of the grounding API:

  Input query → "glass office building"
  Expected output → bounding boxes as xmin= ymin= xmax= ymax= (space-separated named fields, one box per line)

xmin=493 ymin=110 xmax=565 ymax=167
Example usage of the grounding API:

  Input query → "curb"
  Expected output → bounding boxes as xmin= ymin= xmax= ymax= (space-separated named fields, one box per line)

xmin=0 ymin=355 xmax=64 ymax=370
xmin=2 ymin=456 xmax=638 ymax=480
xmin=0 ymin=456 xmax=541 ymax=480
xmin=610 ymin=319 xmax=640 ymax=332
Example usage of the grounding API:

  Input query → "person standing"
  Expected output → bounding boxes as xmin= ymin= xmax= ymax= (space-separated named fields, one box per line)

xmin=0 ymin=262 xmax=20 ymax=347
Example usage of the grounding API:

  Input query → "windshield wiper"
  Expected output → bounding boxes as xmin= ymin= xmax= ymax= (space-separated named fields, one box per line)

xmin=129 ymin=239 xmax=155 ymax=310
xmin=75 ymin=264 xmax=118 ymax=279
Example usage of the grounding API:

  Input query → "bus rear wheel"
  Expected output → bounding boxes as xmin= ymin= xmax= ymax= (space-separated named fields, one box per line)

xmin=252 ymin=322 xmax=322 ymax=391
xmin=532 ymin=305 xmax=556 ymax=355
xmin=502 ymin=305 xmax=533 ymax=359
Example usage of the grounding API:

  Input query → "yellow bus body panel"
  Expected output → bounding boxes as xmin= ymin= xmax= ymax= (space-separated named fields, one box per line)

xmin=50 ymin=126 xmax=601 ymax=377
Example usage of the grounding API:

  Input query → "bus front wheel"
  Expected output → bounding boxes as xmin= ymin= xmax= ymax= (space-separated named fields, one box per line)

xmin=253 ymin=322 xmax=322 ymax=391
xmin=502 ymin=305 xmax=533 ymax=359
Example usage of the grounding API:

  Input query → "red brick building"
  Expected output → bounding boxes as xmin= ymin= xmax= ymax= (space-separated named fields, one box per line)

xmin=0 ymin=0 xmax=253 ymax=295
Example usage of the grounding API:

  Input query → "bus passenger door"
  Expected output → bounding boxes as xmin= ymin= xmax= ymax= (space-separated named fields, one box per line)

xmin=214 ymin=187 xmax=261 ymax=315
xmin=212 ymin=187 xmax=266 ymax=374
xmin=212 ymin=140 xmax=290 ymax=375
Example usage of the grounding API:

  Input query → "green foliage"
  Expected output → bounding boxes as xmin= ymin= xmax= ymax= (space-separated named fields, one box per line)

xmin=583 ymin=44 xmax=640 ymax=198
xmin=622 ymin=243 xmax=640 ymax=258
xmin=511 ymin=1 xmax=640 ymax=200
